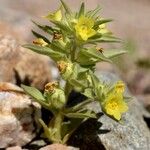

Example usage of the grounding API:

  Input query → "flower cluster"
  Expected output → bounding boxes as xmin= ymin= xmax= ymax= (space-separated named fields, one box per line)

xmin=22 ymin=0 xmax=129 ymax=144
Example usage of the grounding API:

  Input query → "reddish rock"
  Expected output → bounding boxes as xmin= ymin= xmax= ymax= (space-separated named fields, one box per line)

xmin=39 ymin=144 xmax=79 ymax=150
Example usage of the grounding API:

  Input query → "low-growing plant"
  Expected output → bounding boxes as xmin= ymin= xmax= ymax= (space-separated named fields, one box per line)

xmin=22 ymin=0 xmax=128 ymax=144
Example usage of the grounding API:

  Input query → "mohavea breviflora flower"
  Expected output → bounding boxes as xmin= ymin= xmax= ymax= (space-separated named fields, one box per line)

xmin=102 ymin=81 xmax=128 ymax=120
xmin=75 ymin=16 xmax=96 ymax=41
xmin=98 ymin=23 xmax=109 ymax=34
xmin=33 ymin=38 xmax=48 ymax=47
xmin=45 ymin=7 xmax=62 ymax=22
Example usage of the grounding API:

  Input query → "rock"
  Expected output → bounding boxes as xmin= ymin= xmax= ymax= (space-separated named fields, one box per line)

xmin=69 ymin=72 xmax=150 ymax=150
xmin=0 ymin=34 xmax=52 ymax=90
xmin=96 ymin=72 xmax=150 ymax=150
xmin=6 ymin=146 xmax=22 ymax=150
xmin=0 ymin=82 xmax=41 ymax=148
xmin=39 ymin=144 xmax=79 ymax=150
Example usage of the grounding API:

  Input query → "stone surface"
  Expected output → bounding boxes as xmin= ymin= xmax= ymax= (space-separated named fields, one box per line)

xmin=0 ymin=82 xmax=41 ymax=148
xmin=39 ymin=144 xmax=79 ymax=150
xmin=69 ymin=72 xmax=150 ymax=150
xmin=0 ymin=34 xmax=52 ymax=90
xmin=6 ymin=146 xmax=22 ymax=150
xmin=97 ymin=72 xmax=150 ymax=150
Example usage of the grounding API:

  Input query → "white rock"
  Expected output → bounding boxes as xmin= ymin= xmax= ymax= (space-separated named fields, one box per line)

xmin=0 ymin=82 xmax=41 ymax=148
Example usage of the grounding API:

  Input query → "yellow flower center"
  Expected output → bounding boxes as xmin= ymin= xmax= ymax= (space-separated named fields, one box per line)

xmin=81 ymin=25 xmax=88 ymax=32
xmin=107 ymin=100 xmax=118 ymax=110
xmin=75 ymin=16 xmax=96 ymax=41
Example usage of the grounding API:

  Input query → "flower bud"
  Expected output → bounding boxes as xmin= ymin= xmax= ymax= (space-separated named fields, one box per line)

xmin=44 ymin=82 xmax=66 ymax=109
xmin=49 ymin=88 xmax=66 ymax=109
xmin=45 ymin=82 xmax=59 ymax=93
xmin=98 ymin=23 xmax=110 ymax=34
xmin=45 ymin=8 xmax=62 ymax=22
xmin=57 ymin=61 xmax=73 ymax=80
xmin=114 ymin=81 xmax=125 ymax=93
xmin=33 ymin=38 xmax=48 ymax=47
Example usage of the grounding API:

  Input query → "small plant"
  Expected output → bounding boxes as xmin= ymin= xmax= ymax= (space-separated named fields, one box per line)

xmin=22 ymin=0 xmax=128 ymax=144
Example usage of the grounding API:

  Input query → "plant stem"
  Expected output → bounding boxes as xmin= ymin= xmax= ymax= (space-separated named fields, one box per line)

xmin=53 ymin=111 xmax=63 ymax=143
xmin=71 ymin=38 xmax=77 ymax=62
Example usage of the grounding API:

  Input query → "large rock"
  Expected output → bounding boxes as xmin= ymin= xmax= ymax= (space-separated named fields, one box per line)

xmin=0 ymin=82 xmax=41 ymax=148
xmin=0 ymin=34 xmax=52 ymax=89
xmin=69 ymin=72 xmax=150 ymax=150
xmin=97 ymin=72 xmax=150 ymax=150
xmin=39 ymin=144 xmax=79 ymax=150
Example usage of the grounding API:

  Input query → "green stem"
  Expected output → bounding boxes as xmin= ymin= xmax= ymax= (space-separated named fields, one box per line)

xmin=64 ymin=81 xmax=72 ymax=100
xmin=71 ymin=39 xmax=77 ymax=62
xmin=53 ymin=111 xmax=63 ymax=143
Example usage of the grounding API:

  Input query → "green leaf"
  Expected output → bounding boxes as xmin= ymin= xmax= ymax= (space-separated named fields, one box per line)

xmin=76 ymin=48 xmax=111 ymax=65
xmin=78 ymin=2 xmax=85 ymax=18
xmin=60 ymin=0 xmax=72 ymax=15
xmin=65 ymin=99 xmax=93 ymax=113
xmin=32 ymin=30 xmax=51 ymax=44
xmin=103 ymin=49 xmax=126 ymax=58
xmin=39 ymin=119 xmax=59 ymax=143
xmin=21 ymin=85 xmax=50 ymax=110
xmin=69 ymin=78 xmax=87 ymax=92
xmin=39 ymin=119 xmax=52 ymax=141
xmin=83 ymin=88 xmax=93 ymax=99
xmin=94 ymin=19 xmax=113 ymax=29
xmin=51 ymin=41 xmax=69 ymax=54
xmin=89 ymin=71 xmax=102 ymax=98
xmin=21 ymin=85 xmax=45 ymax=101
xmin=86 ymin=5 xmax=101 ymax=18
xmin=32 ymin=21 xmax=54 ymax=35
xmin=52 ymin=21 xmax=72 ymax=33
xmin=88 ymin=36 xmax=122 ymax=43
xmin=65 ymin=110 xmax=96 ymax=119
xmin=62 ymin=118 xmax=84 ymax=144
xmin=23 ymin=44 xmax=65 ymax=61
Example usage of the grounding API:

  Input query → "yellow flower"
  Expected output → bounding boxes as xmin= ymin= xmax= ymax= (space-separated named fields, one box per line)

xmin=75 ymin=16 xmax=96 ymax=41
xmin=102 ymin=81 xmax=128 ymax=120
xmin=98 ymin=23 xmax=109 ymax=34
xmin=115 ymin=81 xmax=125 ymax=93
xmin=33 ymin=38 xmax=48 ymax=47
xmin=45 ymin=8 xmax=62 ymax=22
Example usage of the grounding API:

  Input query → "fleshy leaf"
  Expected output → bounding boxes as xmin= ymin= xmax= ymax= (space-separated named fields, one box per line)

xmin=32 ymin=30 xmax=51 ymax=44
xmin=21 ymin=85 xmax=50 ymax=110
xmin=76 ymin=48 xmax=111 ymax=65
xmin=60 ymin=0 xmax=72 ymax=15
xmin=94 ymin=19 xmax=113 ymax=29
xmin=78 ymin=2 xmax=85 ymax=18
xmin=23 ymin=44 xmax=65 ymax=61
xmin=65 ymin=110 xmax=96 ymax=119
xmin=83 ymin=88 xmax=93 ymax=99
xmin=89 ymin=35 xmax=122 ymax=43
xmin=86 ymin=5 xmax=101 ymax=18
xmin=103 ymin=49 xmax=126 ymax=58
xmin=65 ymin=99 xmax=93 ymax=113
xmin=51 ymin=21 xmax=72 ymax=33
xmin=21 ymin=85 xmax=45 ymax=101
xmin=32 ymin=21 xmax=54 ymax=35
xmin=39 ymin=119 xmax=52 ymax=141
